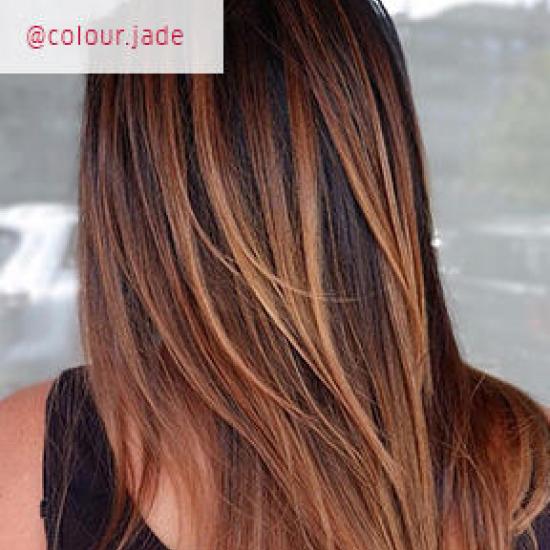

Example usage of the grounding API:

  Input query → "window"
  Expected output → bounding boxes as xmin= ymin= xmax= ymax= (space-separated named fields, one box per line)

xmin=395 ymin=1 xmax=550 ymax=401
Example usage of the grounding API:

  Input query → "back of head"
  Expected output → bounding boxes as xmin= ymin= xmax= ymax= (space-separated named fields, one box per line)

xmin=78 ymin=1 xmax=550 ymax=548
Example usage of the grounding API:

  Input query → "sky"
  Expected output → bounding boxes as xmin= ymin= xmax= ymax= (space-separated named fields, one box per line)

xmin=383 ymin=0 xmax=539 ymax=18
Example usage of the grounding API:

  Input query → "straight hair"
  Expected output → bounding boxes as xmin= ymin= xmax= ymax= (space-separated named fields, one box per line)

xmin=77 ymin=1 xmax=550 ymax=548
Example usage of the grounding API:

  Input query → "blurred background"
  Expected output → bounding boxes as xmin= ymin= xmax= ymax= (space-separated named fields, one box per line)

xmin=0 ymin=0 xmax=549 ymax=402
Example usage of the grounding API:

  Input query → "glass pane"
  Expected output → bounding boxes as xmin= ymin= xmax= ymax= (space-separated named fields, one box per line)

xmin=1 ymin=4 xmax=549 ymax=404
xmin=0 ymin=76 xmax=82 ymax=398
xmin=394 ymin=1 xmax=550 ymax=403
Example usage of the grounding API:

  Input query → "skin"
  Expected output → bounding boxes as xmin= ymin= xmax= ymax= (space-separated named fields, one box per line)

xmin=0 ymin=382 xmax=548 ymax=549
xmin=0 ymin=382 xmax=51 ymax=550
xmin=0 ymin=380 xmax=180 ymax=550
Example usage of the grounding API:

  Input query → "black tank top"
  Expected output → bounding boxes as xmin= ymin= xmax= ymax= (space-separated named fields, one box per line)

xmin=41 ymin=367 xmax=550 ymax=549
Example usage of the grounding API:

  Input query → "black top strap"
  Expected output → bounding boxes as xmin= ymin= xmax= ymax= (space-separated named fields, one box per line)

xmin=517 ymin=506 xmax=550 ymax=549
xmin=41 ymin=367 xmax=164 ymax=549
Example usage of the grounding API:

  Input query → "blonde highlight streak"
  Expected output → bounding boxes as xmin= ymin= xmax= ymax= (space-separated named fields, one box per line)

xmin=300 ymin=0 xmax=426 ymax=352
xmin=190 ymin=76 xmax=342 ymax=405
xmin=190 ymin=76 xmax=401 ymax=482
xmin=237 ymin=46 xmax=365 ymax=424
xmin=285 ymin=57 xmax=395 ymax=456
xmin=284 ymin=4 xmax=438 ymax=547
xmin=284 ymin=4 xmax=424 ymax=356
xmin=331 ymin=0 xmax=417 ymax=282
xmin=286 ymin=63 xmax=389 ymax=546
xmin=289 ymin=36 xmax=434 ymax=550
xmin=319 ymin=6 xmax=436 ymax=537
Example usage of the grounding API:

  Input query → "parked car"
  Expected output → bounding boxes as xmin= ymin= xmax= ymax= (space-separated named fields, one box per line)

xmin=0 ymin=203 xmax=82 ymax=398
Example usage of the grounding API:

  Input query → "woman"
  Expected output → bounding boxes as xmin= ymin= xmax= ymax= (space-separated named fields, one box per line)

xmin=0 ymin=0 xmax=549 ymax=549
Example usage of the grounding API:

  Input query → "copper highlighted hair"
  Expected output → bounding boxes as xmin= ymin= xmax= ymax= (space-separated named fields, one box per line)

xmin=77 ymin=1 xmax=550 ymax=548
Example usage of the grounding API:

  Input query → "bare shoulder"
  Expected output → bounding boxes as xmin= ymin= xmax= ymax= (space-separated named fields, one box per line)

xmin=0 ymin=380 xmax=53 ymax=550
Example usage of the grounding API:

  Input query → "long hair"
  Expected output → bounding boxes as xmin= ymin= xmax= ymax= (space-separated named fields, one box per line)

xmin=78 ymin=1 xmax=550 ymax=548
